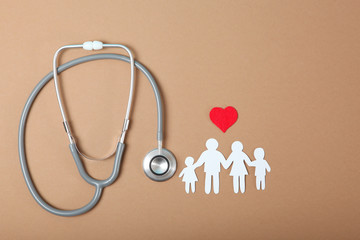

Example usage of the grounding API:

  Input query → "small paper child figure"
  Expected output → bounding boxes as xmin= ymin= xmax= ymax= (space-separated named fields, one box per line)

xmin=250 ymin=148 xmax=271 ymax=190
xmin=179 ymin=157 xmax=198 ymax=193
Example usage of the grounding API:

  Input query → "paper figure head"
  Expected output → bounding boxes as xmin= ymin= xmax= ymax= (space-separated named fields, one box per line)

xmin=206 ymin=138 xmax=218 ymax=150
xmin=185 ymin=157 xmax=194 ymax=166
xmin=231 ymin=141 xmax=243 ymax=151
xmin=254 ymin=148 xmax=265 ymax=159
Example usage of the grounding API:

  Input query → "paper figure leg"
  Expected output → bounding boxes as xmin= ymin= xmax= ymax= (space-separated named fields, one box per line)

xmin=233 ymin=177 xmax=239 ymax=193
xmin=256 ymin=177 xmax=260 ymax=190
xmin=240 ymin=175 xmax=245 ymax=194
xmin=185 ymin=182 xmax=190 ymax=194
xmin=261 ymin=177 xmax=265 ymax=190
xmin=205 ymin=174 xmax=212 ymax=194
xmin=213 ymin=173 xmax=219 ymax=194
xmin=191 ymin=182 xmax=195 ymax=193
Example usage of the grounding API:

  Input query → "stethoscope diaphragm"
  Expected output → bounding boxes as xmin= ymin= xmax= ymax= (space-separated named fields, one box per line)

xmin=143 ymin=148 xmax=177 ymax=181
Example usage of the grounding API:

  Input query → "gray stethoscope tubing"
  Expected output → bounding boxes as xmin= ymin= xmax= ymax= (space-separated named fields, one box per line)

xmin=19 ymin=53 xmax=164 ymax=217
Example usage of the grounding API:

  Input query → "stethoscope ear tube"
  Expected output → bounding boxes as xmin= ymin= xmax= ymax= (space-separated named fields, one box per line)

xmin=19 ymin=53 xmax=169 ymax=216
xmin=53 ymin=43 xmax=136 ymax=159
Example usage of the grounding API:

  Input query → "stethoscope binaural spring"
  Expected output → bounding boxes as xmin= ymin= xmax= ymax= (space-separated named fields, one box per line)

xmin=18 ymin=41 xmax=177 ymax=217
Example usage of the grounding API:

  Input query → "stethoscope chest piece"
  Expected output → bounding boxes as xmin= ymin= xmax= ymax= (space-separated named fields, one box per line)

xmin=143 ymin=148 xmax=176 ymax=181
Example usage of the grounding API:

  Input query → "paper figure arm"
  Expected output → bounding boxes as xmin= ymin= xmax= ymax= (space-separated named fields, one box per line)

xmin=247 ymin=160 xmax=255 ymax=167
xmin=243 ymin=152 xmax=253 ymax=166
xmin=193 ymin=152 xmax=206 ymax=168
xmin=179 ymin=169 xmax=185 ymax=178
xmin=265 ymin=160 xmax=271 ymax=172
xmin=223 ymin=153 xmax=233 ymax=169
xmin=220 ymin=153 xmax=229 ymax=169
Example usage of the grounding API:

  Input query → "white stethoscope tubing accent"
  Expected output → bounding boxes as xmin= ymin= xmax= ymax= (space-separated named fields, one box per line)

xmin=53 ymin=42 xmax=137 ymax=160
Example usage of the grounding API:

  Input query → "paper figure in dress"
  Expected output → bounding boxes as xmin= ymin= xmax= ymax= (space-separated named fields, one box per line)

xmin=225 ymin=141 xmax=252 ymax=194
xmin=179 ymin=157 xmax=198 ymax=193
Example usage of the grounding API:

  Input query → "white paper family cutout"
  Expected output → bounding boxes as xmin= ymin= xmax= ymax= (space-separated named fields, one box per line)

xmin=179 ymin=138 xmax=271 ymax=194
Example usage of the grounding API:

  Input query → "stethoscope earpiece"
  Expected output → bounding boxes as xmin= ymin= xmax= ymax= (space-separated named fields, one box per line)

xmin=143 ymin=148 xmax=177 ymax=181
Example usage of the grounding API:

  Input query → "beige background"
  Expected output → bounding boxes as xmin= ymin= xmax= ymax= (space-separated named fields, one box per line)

xmin=0 ymin=0 xmax=359 ymax=239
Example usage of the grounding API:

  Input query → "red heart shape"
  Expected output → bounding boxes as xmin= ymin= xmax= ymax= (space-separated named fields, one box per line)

xmin=210 ymin=106 xmax=238 ymax=133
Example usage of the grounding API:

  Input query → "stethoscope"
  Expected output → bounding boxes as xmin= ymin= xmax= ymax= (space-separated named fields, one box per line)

xmin=18 ymin=41 xmax=177 ymax=217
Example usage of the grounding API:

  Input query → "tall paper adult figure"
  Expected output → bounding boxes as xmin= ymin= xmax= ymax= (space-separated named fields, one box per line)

xmin=194 ymin=138 xmax=228 ymax=194
xmin=225 ymin=141 xmax=252 ymax=194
